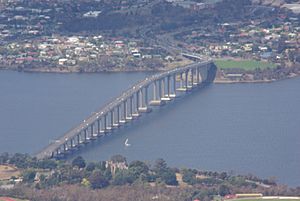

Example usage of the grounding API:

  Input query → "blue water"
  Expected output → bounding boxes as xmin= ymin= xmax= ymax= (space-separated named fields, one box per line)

xmin=0 ymin=70 xmax=299 ymax=187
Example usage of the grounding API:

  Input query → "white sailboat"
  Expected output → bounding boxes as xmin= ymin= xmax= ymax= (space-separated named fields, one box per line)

xmin=124 ymin=138 xmax=131 ymax=147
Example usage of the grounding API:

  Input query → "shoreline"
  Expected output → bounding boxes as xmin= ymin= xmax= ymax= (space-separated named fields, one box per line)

xmin=1 ymin=68 xmax=299 ymax=84
xmin=214 ymin=73 xmax=300 ymax=84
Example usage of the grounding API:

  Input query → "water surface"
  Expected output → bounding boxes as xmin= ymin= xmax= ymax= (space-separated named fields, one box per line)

xmin=0 ymin=71 xmax=299 ymax=186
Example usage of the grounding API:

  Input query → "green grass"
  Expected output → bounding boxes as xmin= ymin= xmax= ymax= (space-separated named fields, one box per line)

xmin=215 ymin=59 xmax=276 ymax=71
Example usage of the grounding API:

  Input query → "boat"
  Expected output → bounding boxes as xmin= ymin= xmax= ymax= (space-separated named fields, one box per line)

xmin=124 ymin=138 xmax=131 ymax=147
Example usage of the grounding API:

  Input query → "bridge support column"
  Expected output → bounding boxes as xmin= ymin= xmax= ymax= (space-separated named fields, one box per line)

xmin=150 ymin=80 xmax=165 ymax=106
xmin=167 ymin=76 xmax=171 ymax=97
xmin=112 ymin=108 xmax=119 ymax=128
xmin=180 ymin=73 xmax=183 ymax=88
xmin=153 ymin=81 xmax=158 ymax=100
xmin=97 ymin=119 xmax=101 ymax=135
xmin=196 ymin=67 xmax=200 ymax=84
xmin=109 ymin=110 xmax=115 ymax=129
xmin=139 ymin=86 xmax=151 ymax=112
xmin=160 ymin=79 xmax=164 ymax=98
xmin=84 ymin=129 xmax=87 ymax=142
xmin=132 ymin=91 xmax=140 ymax=117
xmin=145 ymin=87 xmax=148 ymax=107
xmin=191 ymin=69 xmax=195 ymax=87
xmin=63 ymin=143 xmax=67 ymax=152
xmin=177 ymin=72 xmax=187 ymax=92
xmin=77 ymin=134 xmax=80 ymax=145
xmin=162 ymin=76 xmax=172 ymax=101
xmin=90 ymin=124 xmax=95 ymax=139
xmin=124 ymin=101 xmax=127 ymax=120
xmin=201 ymin=65 xmax=209 ymax=83
xmin=170 ymin=74 xmax=176 ymax=98
xmin=126 ymin=96 xmax=133 ymax=120
xmin=185 ymin=70 xmax=190 ymax=90
xmin=104 ymin=114 xmax=107 ymax=132
xmin=119 ymin=101 xmax=127 ymax=123
xmin=117 ymin=106 xmax=120 ymax=123
xmin=70 ymin=139 xmax=73 ymax=149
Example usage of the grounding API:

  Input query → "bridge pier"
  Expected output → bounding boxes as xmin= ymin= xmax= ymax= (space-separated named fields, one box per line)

xmin=84 ymin=129 xmax=89 ymax=142
xmin=119 ymin=100 xmax=127 ymax=124
xmin=90 ymin=123 xmax=96 ymax=139
xmin=112 ymin=108 xmax=120 ymax=128
xmin=103 ymin=114 xmax=108 ymax=132
xmin=77 ymin=134 xmax=81 ymax=145
xmin=126 ymin=97 xmax=133 ymax=120
xmin=132 ymin=91 xmax=140 ymax=117
xmin=70 ymin=139 xmax=73 ymax=149
xmin=170 ymin=74 xmax=177 ymax=98
xmin=177 ymin=72 xmax=187 ymax=92
xmin=139 ymin=86 xmax=151 ymax=112
xmin=162 ymin=76 xmax=172 ymax=101
xmin=150 ymin=80 xmax=165 ymax=106
xmin=196 ymin=67 xmax=200 ymax=84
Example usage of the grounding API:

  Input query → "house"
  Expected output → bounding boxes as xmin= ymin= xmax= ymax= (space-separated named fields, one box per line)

xmin=106 ymin=160 xmax=128 ymax=176
xmin=58 ymin=58 xmax=68 ymax=65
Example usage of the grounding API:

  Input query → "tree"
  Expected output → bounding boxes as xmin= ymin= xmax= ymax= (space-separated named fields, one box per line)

xmin=86 ymin=162 xmax=96 ymax=172
xmin=81 ymin=178 xmax=91 ymax=188
xmin=72 ymin=156 xmax=86 ymax=169
xmin=88 ymin=170 xmax=109 ymax=189
xmin=129 ymin=160 xmax=149 ymax=177
xmin=0 ymin=152 xmax=9 ymax=164
xmin=219 ymin=172 xmax=228 ymax=180
xmin=112 ymin=169 xmax=136 ymax=185
xmin=160 ymin=168 xmax=178 ymax=186
xmin=110 ymin=154 xmax=127 ymax=163
xmin=22 ymin=169 xmax=36 ymax=183
xmin=103 ymin=168 xmax=112 ymax=181
xmin=9 ymin=153 xmax=32 ymax=168
xmin=37 ymin=159 xmax=57 ymax=169
xmin=219 ymin=184 xmax=230 ymax=196
xmin=153 ymin=158 xmax=167 ymax=174
xmin=182 ymin=169 xmax=197 ymax=185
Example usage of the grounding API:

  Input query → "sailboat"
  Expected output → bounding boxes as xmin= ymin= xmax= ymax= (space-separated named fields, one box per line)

xmin=124 ymin=138 xmax=131 ymax=147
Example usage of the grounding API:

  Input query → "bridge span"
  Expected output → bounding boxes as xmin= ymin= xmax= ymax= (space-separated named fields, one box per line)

xmin=36 ymin=59 xmax=216 ymax=159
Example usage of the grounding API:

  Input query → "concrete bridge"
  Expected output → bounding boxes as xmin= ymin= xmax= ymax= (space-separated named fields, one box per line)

xmin=36 ymin=59 xmax=216 ymax=159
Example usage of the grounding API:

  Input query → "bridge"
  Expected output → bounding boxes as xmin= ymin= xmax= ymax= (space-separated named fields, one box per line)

xmin=36 ymin=59 xmax=216 ymax=159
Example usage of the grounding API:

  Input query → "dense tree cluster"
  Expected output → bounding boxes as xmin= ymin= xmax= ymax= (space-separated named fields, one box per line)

xmin=1 ymin=153 xmax=300 ymax=201
xmin=0 ymin=152 xmax=57 ymax=169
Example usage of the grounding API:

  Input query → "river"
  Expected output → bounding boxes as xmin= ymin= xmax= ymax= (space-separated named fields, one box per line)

xmin=0 ymin=71 xmax=299 ymax=187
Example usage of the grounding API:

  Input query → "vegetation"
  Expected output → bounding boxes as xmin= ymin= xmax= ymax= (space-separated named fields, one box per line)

xmin=215 ymin=59 xmax=277 ymax=71
xmin=0 ymin=153 xmax=300 ymax=201
xmin=71 ymin=156 xmax=86 ymax=169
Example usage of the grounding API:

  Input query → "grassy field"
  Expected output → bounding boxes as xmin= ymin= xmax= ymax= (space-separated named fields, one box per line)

xmin=215 ymin=59 xmax=276 ymax=71
xmin=0 ymin=165 xmax=20 ymax=180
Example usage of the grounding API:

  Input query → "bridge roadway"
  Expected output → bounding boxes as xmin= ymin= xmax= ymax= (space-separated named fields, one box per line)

xmin=36 ymin=58 xmax=214 ymax=159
